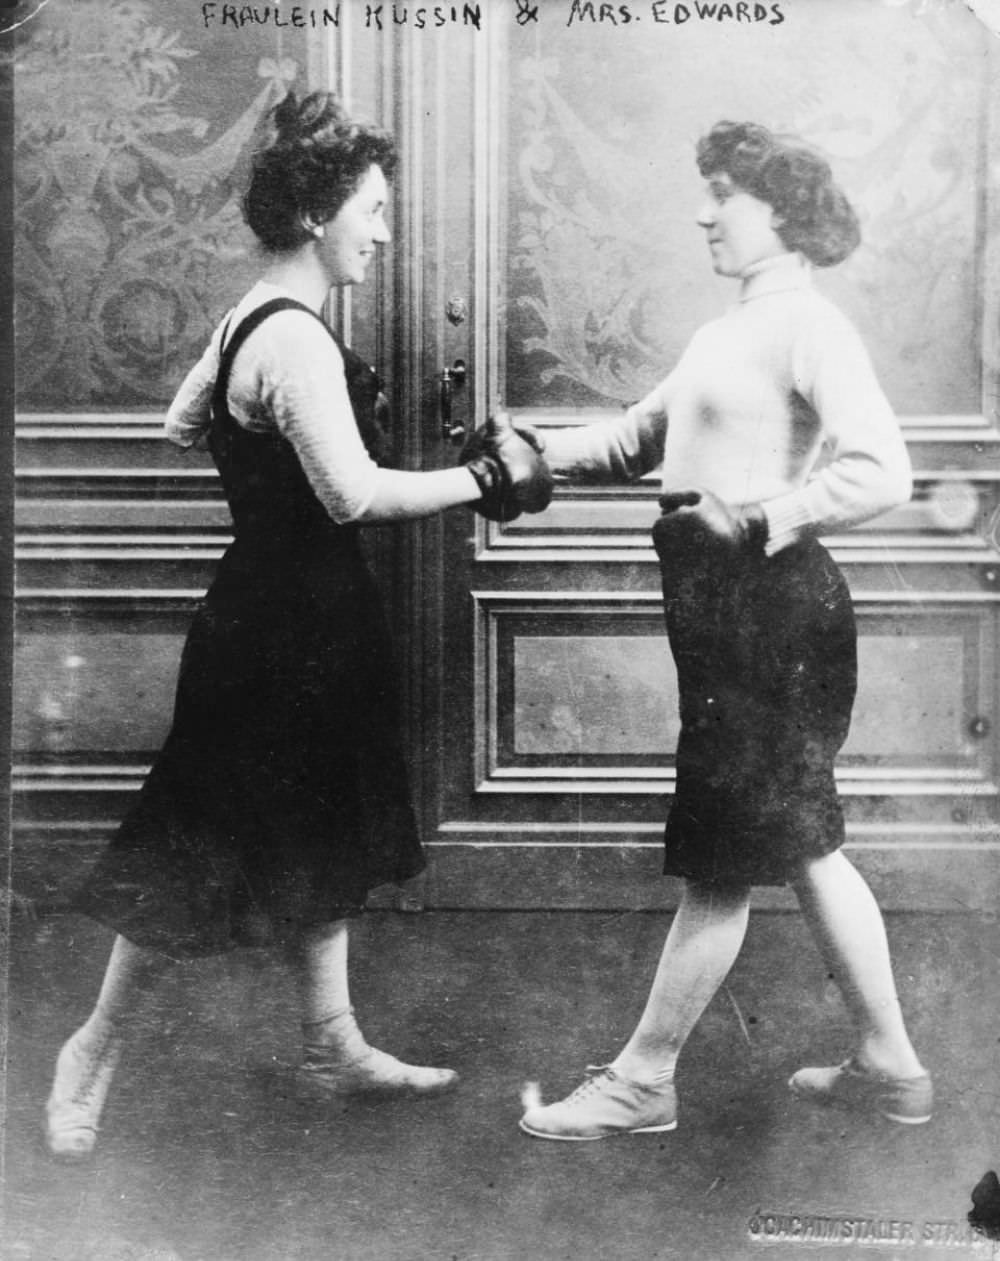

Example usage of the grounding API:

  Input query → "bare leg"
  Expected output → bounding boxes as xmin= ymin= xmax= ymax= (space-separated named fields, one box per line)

xmin=612 ymin=879 xmax=752 ymax=1084
xmin=790 ymin=850 xmax=924 ymax=1079
xmin=46 ymin=933 xmax=169 ymax=1159
xmin=289 ymin=919 xmax=457 ymax=1096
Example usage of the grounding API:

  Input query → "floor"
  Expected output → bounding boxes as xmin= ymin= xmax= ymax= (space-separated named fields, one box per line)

xmin=3 ymin=908 xmax=999 ymax=1261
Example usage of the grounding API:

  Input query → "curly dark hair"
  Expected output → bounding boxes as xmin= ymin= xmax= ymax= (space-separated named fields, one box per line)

xmin=696 ymin=121 xmax=860 ymax=267
xmin=243 ymin=91 xmax=398 ymax=253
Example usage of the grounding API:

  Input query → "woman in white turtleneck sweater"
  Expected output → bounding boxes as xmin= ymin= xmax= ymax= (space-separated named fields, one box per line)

xmin=520 ymin=121 xmax=932 ymax=1142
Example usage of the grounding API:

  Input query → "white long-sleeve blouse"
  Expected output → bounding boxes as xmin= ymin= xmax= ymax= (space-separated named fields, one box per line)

xmin=166 ymin=282 xmax=478 ymax=523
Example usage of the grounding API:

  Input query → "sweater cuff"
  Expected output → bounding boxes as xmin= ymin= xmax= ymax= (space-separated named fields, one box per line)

xmin=761 ymin=495 xmax=814 ymax=557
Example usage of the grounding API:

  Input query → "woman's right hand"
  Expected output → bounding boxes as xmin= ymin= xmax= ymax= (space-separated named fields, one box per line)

xmin=654 ymin=488 xmax=768 ymax=560
xmin=461 ymin=413 xmax=554 ymax=522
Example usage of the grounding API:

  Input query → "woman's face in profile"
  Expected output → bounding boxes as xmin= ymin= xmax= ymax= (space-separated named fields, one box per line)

xmin=696 ymin=172 xmax=786 ymax=278
xmin=320 ymin=164 xmax=392 ymax=287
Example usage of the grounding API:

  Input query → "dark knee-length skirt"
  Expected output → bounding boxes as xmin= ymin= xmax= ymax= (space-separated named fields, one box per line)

xmin=656 ymin=528 xmax=857 ymax=886
xmin=74 ymin=527 xmax=425 ymax=956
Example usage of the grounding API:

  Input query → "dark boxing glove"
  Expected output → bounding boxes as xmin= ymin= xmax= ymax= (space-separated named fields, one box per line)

xmin=461 ymin=412 xmax=554 ymax=522
xmin=653 ymin=488 xmax=768 ymax=559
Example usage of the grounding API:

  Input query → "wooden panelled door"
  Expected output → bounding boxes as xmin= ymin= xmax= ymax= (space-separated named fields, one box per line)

xmin=395 ymin=1 xmax=1000 ymax=911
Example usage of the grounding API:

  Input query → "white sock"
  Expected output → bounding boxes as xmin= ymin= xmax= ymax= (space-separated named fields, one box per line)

xmin=302 ymin=1006 xmax=369 ymax=1065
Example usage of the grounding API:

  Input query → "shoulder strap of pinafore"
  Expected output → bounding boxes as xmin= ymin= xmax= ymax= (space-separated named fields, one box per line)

xmin=210 ymin=297 xmax=394 ymax=466
xmin=211 ymin=296 xmax=320 ymax=421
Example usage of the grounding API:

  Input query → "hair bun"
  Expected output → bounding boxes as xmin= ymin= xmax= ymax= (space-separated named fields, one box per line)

xmin=272 ymin=91 xmax=302 ymax=141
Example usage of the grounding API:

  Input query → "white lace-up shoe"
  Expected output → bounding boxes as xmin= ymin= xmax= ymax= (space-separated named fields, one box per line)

xmin=45 ymin=1030 xmax=122 ymax=1160
xmin=789 ymin=1058 xmax=933 ymax=1124
xmin=296 ymin=1047 xmax=458 ymax=1098
xmin=519 ymin=1065 xmax=678 ymax=1141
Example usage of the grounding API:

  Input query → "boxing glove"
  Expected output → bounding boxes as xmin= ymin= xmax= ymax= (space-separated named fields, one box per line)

xmin=654 ymin=488 xmax=768 ymax=556
xmin=461 ymin=412 xmax=554 ymax=522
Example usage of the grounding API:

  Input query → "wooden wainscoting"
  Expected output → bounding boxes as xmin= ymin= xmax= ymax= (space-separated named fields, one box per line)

xmin=13 ymin=438 xmax=1000 ymax=913
xmin=419 ymin=446 xmax=1000 ymax=914
xmin=12 ymin=415 xmax=223 ymax=904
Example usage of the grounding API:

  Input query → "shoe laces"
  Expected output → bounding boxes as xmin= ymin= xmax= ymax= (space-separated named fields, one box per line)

xmin=68 ymin=1075 xmax=102 ymax=1109
xmin=58 ymin=1038 xmax=119 ymax=1110
xmin=563 ymin=1064 xmax=617 ymax=1104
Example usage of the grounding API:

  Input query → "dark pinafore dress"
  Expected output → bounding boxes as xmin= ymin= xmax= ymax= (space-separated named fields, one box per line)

xmin=75 ymin=298 xmax=424 ymax=954
xmin=655 ymin=519 xmax=858 ymax=887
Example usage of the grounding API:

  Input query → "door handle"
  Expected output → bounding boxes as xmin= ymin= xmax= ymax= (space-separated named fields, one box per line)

xmin=439 ymin=359 xmax=467 ymax=443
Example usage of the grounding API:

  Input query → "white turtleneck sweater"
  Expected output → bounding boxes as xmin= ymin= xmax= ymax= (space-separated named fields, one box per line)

xmin=542 ymin=253 xmax=912 ymax=555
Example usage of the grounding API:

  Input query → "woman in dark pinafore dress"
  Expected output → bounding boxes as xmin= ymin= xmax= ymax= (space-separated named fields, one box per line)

xmin=43 ymin=90 xmax=552 ymax=1160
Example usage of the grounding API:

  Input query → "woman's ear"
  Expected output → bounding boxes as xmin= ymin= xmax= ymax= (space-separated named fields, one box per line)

xmin=300 ymin=213 xmax=325 ymax=240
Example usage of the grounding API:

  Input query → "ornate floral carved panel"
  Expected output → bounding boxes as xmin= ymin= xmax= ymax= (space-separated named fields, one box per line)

xmin=13 ymin=0 xmax=301 ymax=409
xmin=503 ymin=0 xmax=992 ymax=418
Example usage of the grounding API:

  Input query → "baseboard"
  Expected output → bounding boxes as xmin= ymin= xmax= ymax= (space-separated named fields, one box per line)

xmin=7 ymin=828 xmax=999 ymax=915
